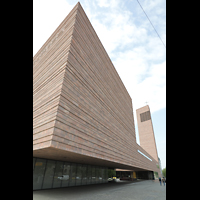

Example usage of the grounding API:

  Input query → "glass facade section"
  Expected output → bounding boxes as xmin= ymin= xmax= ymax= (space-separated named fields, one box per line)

xmin=33 ymin=158 xmax=46 ymax=190
xmin=81 ymin=165 xmax=87 ymax=185
xmin=33 ymin=157 xmax=109 ymax=190
xmin=102 ymin=168 xmax=105 ymax=182
xmin=95 ymin=166 xmax=98 ymax=183
xmin=53 ymin=161 xmax=64 ymax=188
xmin=33 ymin=158 xmax=36 ymax=170
xmin=87 ymin=165 xmax=92 ymax=185
xmin=42 ymin=160 xmax=56 ymax=189
xmin=91 ymin=166 xmax=96 ymax=184
xmin=105 ymin=168 xmax=108 ymax=181
xmin=96 ymin=167 xmax=102 ymax=183
xmin=76 ymin=164 xmax=83 ymax=186
xmin=100 ymin=168 xmax=103 ymax=183
xmin=69 ymin=163 xmax=77 ymax=186
xmin=61 ymin=162 xmax=70 ymax=187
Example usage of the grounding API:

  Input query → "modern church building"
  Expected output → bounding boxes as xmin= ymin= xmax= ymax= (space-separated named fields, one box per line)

xmin=33 ymin=2 xmax=161 ymax=190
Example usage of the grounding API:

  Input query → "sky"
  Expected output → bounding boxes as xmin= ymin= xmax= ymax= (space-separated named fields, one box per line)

xmin=33 ymin=0 xmax=166 ymax=169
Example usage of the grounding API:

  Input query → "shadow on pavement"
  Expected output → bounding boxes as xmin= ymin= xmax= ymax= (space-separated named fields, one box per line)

xmin=33 ymin=179 xmax=147 ymax=194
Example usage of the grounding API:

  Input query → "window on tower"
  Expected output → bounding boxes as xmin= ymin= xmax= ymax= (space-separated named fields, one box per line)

xmin=140 ymin=111 xmax=151 ymax=122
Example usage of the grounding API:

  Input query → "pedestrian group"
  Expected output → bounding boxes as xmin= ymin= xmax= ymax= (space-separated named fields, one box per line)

xmin=159 ymin=177 xmax=165 ymax=186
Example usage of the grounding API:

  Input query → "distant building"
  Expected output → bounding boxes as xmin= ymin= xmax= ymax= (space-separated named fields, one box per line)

xmin=33 ymin=2 xmax=161 ymax=190
xmin=136 ymin=105 xmax=159 ymax=162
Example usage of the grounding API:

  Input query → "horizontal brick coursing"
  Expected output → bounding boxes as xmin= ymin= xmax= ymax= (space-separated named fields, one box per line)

xmin=33 ymin=3 xmax=78 ymax=149
xmin=33 ymin=2 xmax=160 ymax=174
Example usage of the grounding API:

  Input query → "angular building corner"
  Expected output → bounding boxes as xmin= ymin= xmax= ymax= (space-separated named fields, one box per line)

xmin=33 ymin=2 xmax=79 ymax=153
xmin=33 ymin=2 xmax=161 ymax=190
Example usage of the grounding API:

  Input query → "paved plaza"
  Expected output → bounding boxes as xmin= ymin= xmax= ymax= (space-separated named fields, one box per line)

xmin=33 ymin=179 xmax=166 ymax=200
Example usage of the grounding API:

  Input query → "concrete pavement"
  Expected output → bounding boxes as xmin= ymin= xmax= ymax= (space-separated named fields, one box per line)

xmin=33 ymin=179 xmax=166 ymax=200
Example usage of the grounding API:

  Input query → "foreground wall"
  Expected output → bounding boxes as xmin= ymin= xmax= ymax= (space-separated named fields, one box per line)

xmin=33 ymin=2 xmax=160 ymax=175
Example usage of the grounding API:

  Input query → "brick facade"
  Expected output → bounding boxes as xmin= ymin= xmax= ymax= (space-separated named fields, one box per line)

xmin=33 ymin=2 xmax=160 ymax=175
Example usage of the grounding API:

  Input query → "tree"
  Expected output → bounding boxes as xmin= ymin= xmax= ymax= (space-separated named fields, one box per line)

xmin=108 ymin=169 xmax=116 ymax=178
xmin=162 ymin=167 xmax=166 ymax=177
xmin=154 ymin=171 xmax=158 ymax=178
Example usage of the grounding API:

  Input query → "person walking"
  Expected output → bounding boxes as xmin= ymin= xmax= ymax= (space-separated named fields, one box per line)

xmin=159 ymin=177 xmax=162 ymax=186
xmin=162 ymin=177 xmax=165 ymax=186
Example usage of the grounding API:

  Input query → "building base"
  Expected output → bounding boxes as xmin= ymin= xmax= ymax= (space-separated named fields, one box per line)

xmin=33 ymin=157 xmax=108 ymax=190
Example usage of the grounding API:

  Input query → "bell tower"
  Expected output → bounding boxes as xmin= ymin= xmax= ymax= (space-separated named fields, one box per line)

xmin=136 ymin=105 xmax=159 ymax=162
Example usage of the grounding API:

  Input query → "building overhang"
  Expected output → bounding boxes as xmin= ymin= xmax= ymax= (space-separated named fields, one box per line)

xmin=33 ymin=147 xmax=153 ymax=171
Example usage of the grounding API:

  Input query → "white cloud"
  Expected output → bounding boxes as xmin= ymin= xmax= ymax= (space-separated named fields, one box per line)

xmin=97 ymin=0 xmax=110 ymax=7
xmin=142 ymin=0 xmax=166 ymax=15
xmin=96 ymin=0 xmax=120 ymax=8
xmin=113 ymin=49 xmax=166 ymax=132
